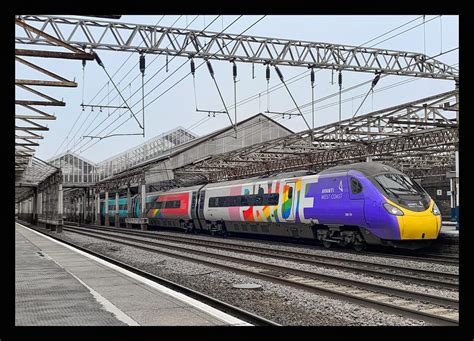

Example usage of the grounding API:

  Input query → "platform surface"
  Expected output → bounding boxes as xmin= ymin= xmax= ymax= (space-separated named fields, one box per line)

xmin=440 ymin=223 xmax=459 ymax=236
xmin=15 ymin=223 xmax=247 ymax=326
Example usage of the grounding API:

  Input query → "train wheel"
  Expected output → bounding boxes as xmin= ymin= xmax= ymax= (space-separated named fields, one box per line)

xmin=353 ymin=243 xmax=366 ymax=252
xmin=322 ymin=240 xmax=332 ymax=249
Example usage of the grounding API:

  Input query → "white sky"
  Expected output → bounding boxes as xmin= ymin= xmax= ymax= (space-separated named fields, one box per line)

xmin=15 ymin=15 xmax=459 ymax=164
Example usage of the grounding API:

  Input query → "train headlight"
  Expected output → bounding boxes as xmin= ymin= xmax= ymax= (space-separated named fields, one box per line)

xmin=432 ymin=202 xmax=441 ymax=216
xmin=383 ymin=202 xmax=404 ymax=216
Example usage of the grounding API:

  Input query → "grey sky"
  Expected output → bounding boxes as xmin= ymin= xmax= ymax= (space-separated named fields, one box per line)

xmin=15 ymin=15 xmax=459 ymax=164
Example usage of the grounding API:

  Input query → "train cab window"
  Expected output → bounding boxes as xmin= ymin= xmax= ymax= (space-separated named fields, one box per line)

xmin=287 ymin=187 xmax=293 ymax=199
xmin=350 ymin=178 xmax=363 ymax=194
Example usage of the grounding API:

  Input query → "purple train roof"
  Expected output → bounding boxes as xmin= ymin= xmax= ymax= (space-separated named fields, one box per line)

xmin=319 ymin=162 xmax=404 ymax=177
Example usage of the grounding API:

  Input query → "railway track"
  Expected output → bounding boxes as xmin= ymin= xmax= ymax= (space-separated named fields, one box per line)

xmin=66 ymin=223 xmax=459 ymax=290
xmin=18 ymin=221 xmax=279 ymax=326
xmin=67 ymin=221 xmax=459 ymax=265
xmin=60 ymin=223 xmax=458 ymax=326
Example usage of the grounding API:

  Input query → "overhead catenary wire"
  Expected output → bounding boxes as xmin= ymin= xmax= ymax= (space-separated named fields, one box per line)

xmin=70 ymin=15 xmax=226 ymax=154
xmin=338 ymin=70 xmax=342 ymax=142
xmin=211 ymin=60 xmax=459 ymax=145
xmin=298 ymin=62 xmax=458 ymax=116
xmin=233 ymin=61 xmax=238 ymax=137
xmin=311 ymin=68 xmax=315 ymax=130
xmin=75 ymin=15 xmax=221 ymax=153
xmin=57 ymin=15 xmax=182 ymax=156
xmin=76 ymin=17 xmax=454 ymax=155
xmin=61 ymin=15 xmax=422 ymax=156
xmin=423 ymin=15 xmax=426 ymax=55
xmin=74 ymin=15 xmax=265 ymax=155
xmin=75 ymin=16 xmax=189 ymax=143
xmin=190 ymin=15 xmax=431 ymax=134
xmin=205 ymin=59 xmax=235 ymax=132
xmin=284 ymin=47 xmax=458 ymax=118
xmin=66 ymin=15 xmax=197 ymax=154
xmin=208 ymin=26 xmax=459 ymax=142
xmin=273 ymin=65 xmax=311 ymax=131
xmin=156 ymin=15 xmax=423 ymax=138
xmin=54 ymin=15 xmax=433 ymax=158
xmin=349 ymin=72 xmax=381 ymax=120
xmin=54 ymin=15 xmax=167 ymax=156
xmin=140 ymin=53 xmax=146 ymax=137
xmin=93 ymin=52 xmax=143 ymax=130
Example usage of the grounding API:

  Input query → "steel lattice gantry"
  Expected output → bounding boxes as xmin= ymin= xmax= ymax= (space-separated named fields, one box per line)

xmin=15 ymin=15 xmax=458 ymax=80
xmin=175 ymin=90 xmax=458 ymax=182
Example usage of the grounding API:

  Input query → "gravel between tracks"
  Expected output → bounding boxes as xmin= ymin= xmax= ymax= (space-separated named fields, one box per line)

xmin=74 ymin=228 xmax=458 ymax=300
xmin=147 ymin=230 xmax=459 ymax=274
xmin=54 ymin=230 xmax=431 ymax=326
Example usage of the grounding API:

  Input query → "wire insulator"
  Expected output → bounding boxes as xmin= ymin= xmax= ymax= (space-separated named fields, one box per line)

xmin=338 ymin=71 xmax=342 ymax=89
xmin=266 ymin=64 xmax=270 ymax=81
xmin=275 ymin=66 xmax=284 ymax=82
xmin=82 ymin=59 xmax=86 ymax=68
xmin=233 ymin=62 xmax=237 ymax=80
xmin=206 ymin=60 xmax=214 ymax=77
xmin=190 ymin=59 xmax=195 ymax=76
xmin=371 ymin=74 xmax=380 ymax=88
xmin=139 ymin=54 xmax=145 ymax=74
xmin=310 ymin=68 xmax=315 ymax=85
xmin=94 ymin=53 xmax=104 ymax=67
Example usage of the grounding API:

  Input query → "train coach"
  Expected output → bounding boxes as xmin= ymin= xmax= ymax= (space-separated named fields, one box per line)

xmin=99 ymin=162 xmax=442 ymax=250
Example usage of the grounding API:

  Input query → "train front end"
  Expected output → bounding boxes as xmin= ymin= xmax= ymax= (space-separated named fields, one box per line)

xmin=366 ymin=172 xmax=442 ymax=249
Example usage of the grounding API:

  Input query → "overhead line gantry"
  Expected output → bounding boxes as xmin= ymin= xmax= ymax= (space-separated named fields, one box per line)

xmin=16 ymin=15 xmax=457 ymax=80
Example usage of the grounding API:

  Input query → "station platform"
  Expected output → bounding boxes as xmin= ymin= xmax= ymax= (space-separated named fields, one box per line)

xmin=15 ymin=223 xmax=250 ymax=326
xmin=440 ymin=222 xmax=459 ymax=236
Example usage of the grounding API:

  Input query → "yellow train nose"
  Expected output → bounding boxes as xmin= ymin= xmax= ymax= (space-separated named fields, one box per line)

xmin=399 ymin=210 xmax=440 ymax=240
xmin=385 ymin=198 xmax=441 ymax=240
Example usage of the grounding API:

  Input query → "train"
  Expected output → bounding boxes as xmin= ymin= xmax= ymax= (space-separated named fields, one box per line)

xmin=99 ymin=162 xmax=442 ymax=250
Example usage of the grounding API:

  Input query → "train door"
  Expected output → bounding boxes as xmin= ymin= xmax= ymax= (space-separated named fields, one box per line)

xmin=348 ymin=176 xmax=365 ymax=226
xmin=190 ymin=190 xmax=201 ymax=231
xmin=282 ymin=182 xmax=297 ymax=221
xmin=197 ymin=190 xmax=206 ymax=231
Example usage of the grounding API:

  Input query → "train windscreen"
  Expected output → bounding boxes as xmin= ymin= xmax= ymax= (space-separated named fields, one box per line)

xmin=374 ymin=173 xmax=430 ymax=210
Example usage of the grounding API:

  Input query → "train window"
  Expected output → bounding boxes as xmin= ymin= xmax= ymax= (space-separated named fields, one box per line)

xmin=266 ymin=193 xmax=279 ymax=205
xmin=258 ymin=187 xmax=264 ymax=195
xmin=208 ymin=194 xmax=282 ymax=207
xmin=350 ymin=178 xmax=363 ymax=194
xmin=164 ymin=200 xmax=180 ymax=208
xmin=288 ymin=187 xmax=293 ymax=199
xmin=228 ymin=196 xmax=240 ymax=206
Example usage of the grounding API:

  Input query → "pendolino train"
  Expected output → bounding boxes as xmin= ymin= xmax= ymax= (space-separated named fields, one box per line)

xmin=100 ymin=162 xmax=442 ymax=250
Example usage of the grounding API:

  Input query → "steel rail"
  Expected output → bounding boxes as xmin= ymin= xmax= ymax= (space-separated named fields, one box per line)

xmin=65 ymin=223 xmax=459 ymax=289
